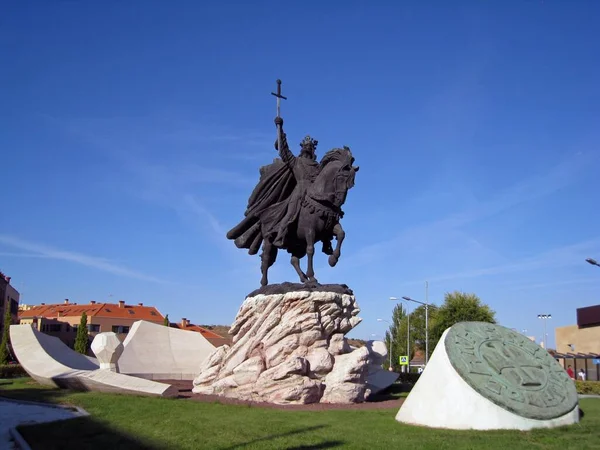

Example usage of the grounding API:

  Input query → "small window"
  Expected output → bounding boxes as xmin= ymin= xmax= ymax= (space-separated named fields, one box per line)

xmin=150 ymin=311 xmax=157 ymax=316
xmin=112 ymin=325 xmax=130 ymax=334
xmin=88 ymin=324 xmax=100 ymax=332
xmin=105 ymin=308 xmax=111 ymax=312
xmin=128 ymin=310 xmax=135 ymax=315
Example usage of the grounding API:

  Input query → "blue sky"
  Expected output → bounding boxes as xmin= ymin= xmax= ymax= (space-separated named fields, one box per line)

xmin=1 ymin=1 xmax=599 ymax=348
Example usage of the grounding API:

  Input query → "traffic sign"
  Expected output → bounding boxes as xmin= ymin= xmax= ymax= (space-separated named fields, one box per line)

xmin=399 ymin=355 xmax=409 ymax=365
xmin=593 ymin=359 xmax=600 ymax=365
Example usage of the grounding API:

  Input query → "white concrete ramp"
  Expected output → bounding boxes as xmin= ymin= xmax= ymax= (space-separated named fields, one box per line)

xmin=10 ymin=324 xmax=99 ymax=385
xmin=10 ymin=325 xmax=178 ymax=398
xmin=118 ymin=320 xmax=216 ymax=380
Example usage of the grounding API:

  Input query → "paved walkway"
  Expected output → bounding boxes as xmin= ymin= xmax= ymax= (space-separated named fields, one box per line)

xmin=0 ymin=398 xmax=83 ymax=450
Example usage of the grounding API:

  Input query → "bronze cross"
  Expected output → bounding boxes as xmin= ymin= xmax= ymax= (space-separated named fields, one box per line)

xmin=271 ymin=79 xmax=287 ymax=118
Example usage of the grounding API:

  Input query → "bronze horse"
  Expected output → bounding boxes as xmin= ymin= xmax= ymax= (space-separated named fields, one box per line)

xmin=259 ymin=147 xmax=359 ymax=286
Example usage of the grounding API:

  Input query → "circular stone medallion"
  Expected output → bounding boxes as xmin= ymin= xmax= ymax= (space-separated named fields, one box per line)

xmin=445 ymin=322 xmax=578 ymax=420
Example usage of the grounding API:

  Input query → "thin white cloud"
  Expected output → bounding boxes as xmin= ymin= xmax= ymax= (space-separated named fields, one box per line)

xmin=0 ymin=235 xmax=167 ymax=283
xmin=504 ymin=277 xmax=600 ymax=292
xmin=347 ymin=150 xmax=599 ymax=268
xmin=397 ymin=237 xmax=600 ymax=287
xmin=181 ymin=194 xmax=227 ymax=238
xmin=0 ymin=251 xmax=52 ymax=258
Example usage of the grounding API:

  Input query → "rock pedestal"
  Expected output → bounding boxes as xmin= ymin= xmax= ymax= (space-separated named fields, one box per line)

xmin=193 ymin=284 xmax=375 ymax=404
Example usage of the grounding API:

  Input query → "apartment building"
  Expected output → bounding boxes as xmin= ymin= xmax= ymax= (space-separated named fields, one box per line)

xmin=18 ymin=299 xmax=164 ymax=348
xmin=0 ymin=272 xmax=20 ymax=333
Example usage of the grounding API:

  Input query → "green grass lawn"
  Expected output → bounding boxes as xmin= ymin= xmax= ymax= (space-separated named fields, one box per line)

xmin=1 ymin=377 xmax=599 ymax=450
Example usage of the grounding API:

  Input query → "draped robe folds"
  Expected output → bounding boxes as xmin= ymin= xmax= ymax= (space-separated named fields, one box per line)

xmin=226 ymin=132 xmax=320 ymax=254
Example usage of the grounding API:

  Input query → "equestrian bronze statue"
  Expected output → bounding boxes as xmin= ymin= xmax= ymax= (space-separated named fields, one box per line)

xmin=226 ymin=80 xmax=359 ymax=286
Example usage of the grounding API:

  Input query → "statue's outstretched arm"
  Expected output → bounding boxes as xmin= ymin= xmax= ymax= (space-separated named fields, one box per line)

xmin=274 ymin=117 xmax=295 ymax=169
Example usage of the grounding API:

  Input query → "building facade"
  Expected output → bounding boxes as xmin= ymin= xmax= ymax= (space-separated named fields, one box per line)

xmin=0 ymin=272 xmax=20 ymax=333
xmin=554 ymin=304 xmax=600 ymax=381
xmin=18 ymin=299 xmax=165 ymax=349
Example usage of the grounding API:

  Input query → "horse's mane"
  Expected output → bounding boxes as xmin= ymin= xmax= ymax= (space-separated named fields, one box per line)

xmin=319 ymin=146 xmax=353 ymax=169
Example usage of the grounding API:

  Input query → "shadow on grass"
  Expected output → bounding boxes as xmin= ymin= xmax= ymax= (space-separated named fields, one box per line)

xmin=1 ymin=385 xmax=164 ymax=449
xmin=18 ymin=415 xmax=162 ymax=450
xmin=366 ymin=382 xmax=411 ymax=402
xmin=0 ymin=384 xmax=75 ymax=405
xmin=221 ymin=425 xmax=344 ymax=450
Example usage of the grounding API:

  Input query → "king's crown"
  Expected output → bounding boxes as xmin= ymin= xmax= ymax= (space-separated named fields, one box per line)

xmin=300 ymin=135 xmax=318 ymax=150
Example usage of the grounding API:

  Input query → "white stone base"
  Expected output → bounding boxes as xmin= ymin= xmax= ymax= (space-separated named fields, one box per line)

xmin=395 ymin=328 xmax=579 ymax=430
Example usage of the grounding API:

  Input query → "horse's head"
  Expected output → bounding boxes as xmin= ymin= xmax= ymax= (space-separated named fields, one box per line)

xmin=309 ymin=147 xmax=358 ymax=208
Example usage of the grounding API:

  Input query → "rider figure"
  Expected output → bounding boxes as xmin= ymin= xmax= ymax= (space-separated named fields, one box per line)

xmin=273 ymin=117 xmax=333 ymax=255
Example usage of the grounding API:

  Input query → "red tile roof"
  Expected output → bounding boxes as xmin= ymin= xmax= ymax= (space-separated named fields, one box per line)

xmin=18 ymin=301 xmax=164 ymax=322
xmin=171 ymin=323 xmax=224 ymax=339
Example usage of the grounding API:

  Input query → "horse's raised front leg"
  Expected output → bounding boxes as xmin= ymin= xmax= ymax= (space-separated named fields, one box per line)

xmin=305 ymin=230 xmax=318 ymax=283
xmin=260 ymin=240 xmax=277 ymax=286
xmin=291 ymin=255 xmax=308 ymax=283
xmin=328 ymin=222 xmax=345 ymax=267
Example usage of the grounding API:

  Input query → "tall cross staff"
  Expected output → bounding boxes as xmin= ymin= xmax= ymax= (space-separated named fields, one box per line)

xmin=271 ymin=79 xmax=287 ymax=153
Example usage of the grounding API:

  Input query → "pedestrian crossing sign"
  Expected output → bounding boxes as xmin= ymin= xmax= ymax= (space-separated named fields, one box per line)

xmin=399 ymin=355 xmax=409 ymax=365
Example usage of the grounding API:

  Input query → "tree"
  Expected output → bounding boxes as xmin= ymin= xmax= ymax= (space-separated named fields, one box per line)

xmin=383 ymin=303 xmax=407 ymax=369
xmin=163 ymin=314 xmax=170 ymax=327
xmin=430 ymin=291 xmax=496 ymax=348
xmin=383 ymin=291 xmax=494 ymax=368
xmin=74 ymin=312 xmax=89 ymax=354
xmin=0 ymin=306 xmax=11 ymax=365
xmin=405 ymin=303 xmax=439 ymax=361
xmin=385 ymin=303 xmax=440 ymax=366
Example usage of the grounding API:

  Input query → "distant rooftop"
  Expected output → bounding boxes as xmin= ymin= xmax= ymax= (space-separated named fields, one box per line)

xmin=171 ymin=318 xmax=229 ymax=346
xmin=18 ymin=299 xmax=164 ymax=322
xmin=577 ymin=304 xmax=600 ymax=329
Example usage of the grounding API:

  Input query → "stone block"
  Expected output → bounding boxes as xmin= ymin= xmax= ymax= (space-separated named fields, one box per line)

xmin=396 ymin=322 xmax=580 ymax=430
xmin=91 ymin=332 xmax=124 ymax=372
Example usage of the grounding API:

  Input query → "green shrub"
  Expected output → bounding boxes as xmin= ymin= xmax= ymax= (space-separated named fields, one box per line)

xmin=75 ymin=312 xmax=89 ymax=354
xmin=0 ymin=364 xmax=28 ymax=378
xmin=576 ymin=380 xmax=600 ymax=395
xmin=0 ymin=307 xmax=11 ymax=365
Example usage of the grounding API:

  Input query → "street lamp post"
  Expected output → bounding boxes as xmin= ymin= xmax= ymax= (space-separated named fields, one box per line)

xmin=398 ymin=294 xmax=431 ymax=365
xmin=391 ymin=297 xmax=415 ymax=372
xmin=586 ymin=258 xmax=600 ymax=267
xmin=376 ymin=318 xmax=393 ymax=369
xmin=537 ymin=314 xmax=551 ymax=350
xmin=406 ymin=305 xmax=410 ymax=370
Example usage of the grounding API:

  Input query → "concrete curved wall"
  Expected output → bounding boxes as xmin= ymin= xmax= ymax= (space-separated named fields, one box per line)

xmin=10 ymin=324 xmax=99 ymax=385
xmin=118 ymin=320 xmax=216 ymax=380
xmin=10 ymin=324 xmax=178 ymax=397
